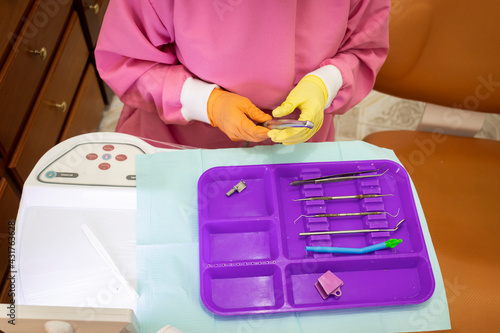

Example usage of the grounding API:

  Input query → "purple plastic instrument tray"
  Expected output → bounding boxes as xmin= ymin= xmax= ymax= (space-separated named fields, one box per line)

xmin=197 ymin=160 xmax=435 ymax=316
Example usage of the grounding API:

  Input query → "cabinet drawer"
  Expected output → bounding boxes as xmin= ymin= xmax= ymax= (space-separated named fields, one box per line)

xmin=0 ymin=177 xmax=19 ymax=296
xmin=61 ymin=64 xmax=105 ymax=141
xmin=9 ymin=12 xmax=89 ymax=184
xmin=0 ymin=178 xmax=18 ymax=223
xmin=0 ymin=0 xmax=31 ymax=64
xmin=77 ymin=0 xmax=110 ymax=48
xmin=0 ymin=0 xmax=72 ymax=156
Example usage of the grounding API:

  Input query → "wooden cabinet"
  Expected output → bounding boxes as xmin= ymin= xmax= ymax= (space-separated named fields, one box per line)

xmin=0 ymin=0 xmax=72 ymax=157
xmin=61 ymin=64 xmax=106 ymax=141
xmin=76 ymin=0 xmax=111 ymax=48
xmin=9 ymin=12 xmax=89 ymax=183
xmin=0 ymin=0 xmax=32 ymax=65
xmin=75 ymin=0 xmax=114 ymax=104
xmin=0 ymin=177 xmax=19 ymax=303
xmin=0 ymin=0 xmax=111 ymax=301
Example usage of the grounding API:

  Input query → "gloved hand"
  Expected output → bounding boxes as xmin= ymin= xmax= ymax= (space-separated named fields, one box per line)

xmin=268 ymin=75 xmax=328 ymax=145
xmin=207 ymin=88 xmax=272 ymax=142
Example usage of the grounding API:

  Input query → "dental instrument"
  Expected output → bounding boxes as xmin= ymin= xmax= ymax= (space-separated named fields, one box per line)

xmin=293 ymin=208 xmax=400 ymax=224
xmin=293 ymin=194 xmax=393 ymax=201
xmin=290 ymin=168 xmax=387 ymax=186
xmin=260 ymin=119 xmax=314 ymax=129
xmin=306 ymin=239 xmax=403 ymax=254
xmin=299 ymin=219 xmax=406 ymax=236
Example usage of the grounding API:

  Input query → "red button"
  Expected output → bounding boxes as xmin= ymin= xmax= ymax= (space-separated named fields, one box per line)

xmin=115 ymin=154 xmax=128 ymax=161
xmin=103 ymin=144 xmax=115 ymax=151
xmin=98 ymin=163 xmax=111 ymax=170
xmin=86 ymin=153 xmax=98 ymax=160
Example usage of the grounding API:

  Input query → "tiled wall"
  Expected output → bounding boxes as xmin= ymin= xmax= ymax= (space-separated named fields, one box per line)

xmin=334 ymin=91 xmax=500 ymax=141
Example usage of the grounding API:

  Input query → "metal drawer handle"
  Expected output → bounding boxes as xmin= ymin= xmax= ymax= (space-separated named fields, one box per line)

xmin=29 ymin=47 xmax=47 ymax=60
xmin=49 ymin=101 xmax=67 ymax=113
xmin=88 ymin=3 xmax=100 ymax=14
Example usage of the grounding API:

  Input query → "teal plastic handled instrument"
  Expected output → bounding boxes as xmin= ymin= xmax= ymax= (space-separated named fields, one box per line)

xmin=305 ymin=239 xmax=403 ymax=254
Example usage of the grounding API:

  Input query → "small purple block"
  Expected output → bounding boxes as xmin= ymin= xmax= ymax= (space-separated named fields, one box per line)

xmin=315 ymin=270 xmax=343 ymax=299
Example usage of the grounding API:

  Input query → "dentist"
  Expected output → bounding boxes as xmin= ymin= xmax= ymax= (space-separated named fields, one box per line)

xmin=95 ymin=0 xmax=390 ymax=148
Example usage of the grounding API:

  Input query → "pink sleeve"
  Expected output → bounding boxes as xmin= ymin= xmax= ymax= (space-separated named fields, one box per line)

xmin=95 ymin=0 xmax=190 ymax=124
xmin=322 ymin=0 xmax=390 ymax=114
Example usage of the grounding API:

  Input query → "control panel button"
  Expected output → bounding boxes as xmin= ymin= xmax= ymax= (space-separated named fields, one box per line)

xmin=102 ymin=154 xmax=112 ymax=160
xmin=115 ymin=154 xmax=128 ymax=161
xmin=103 ymin=144 xmax=115 ymax=151
xmin=98 ymin=163 xmax=111 ymax=170
xmin=86 ymin=153 xmax=98 ymax=160
xmin=57 ymin=172 xmax=79 ymax=178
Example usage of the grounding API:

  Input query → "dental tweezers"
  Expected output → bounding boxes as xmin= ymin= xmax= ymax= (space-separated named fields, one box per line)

xmin=260 ymin=119 xmax=314 ymax=129
xmin=290 ymin=167 xmax=387 ymax=186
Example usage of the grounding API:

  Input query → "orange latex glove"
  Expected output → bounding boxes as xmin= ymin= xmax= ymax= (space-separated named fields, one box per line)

xmin=207 ymin=88 xmax=272 ymax=142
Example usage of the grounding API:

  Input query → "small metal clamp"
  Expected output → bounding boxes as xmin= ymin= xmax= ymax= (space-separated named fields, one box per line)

xmin=226 ymin=180 xmax=246 ymax=197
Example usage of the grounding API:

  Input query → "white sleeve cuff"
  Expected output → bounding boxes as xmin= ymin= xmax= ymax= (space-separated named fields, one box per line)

xmin=180 ymin=77 xmax=219 ymax=123
xmin=307 ymin=65 xmax=343 ymax=108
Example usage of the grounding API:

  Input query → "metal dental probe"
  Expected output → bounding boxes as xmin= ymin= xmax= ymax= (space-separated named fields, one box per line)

xmin=293 ymin=208 xmax=400 ymax=224
xmin=299 ymin=219 xmax=406 ymax=236
xmin=293 ymin=194 xmax=393 ymax=201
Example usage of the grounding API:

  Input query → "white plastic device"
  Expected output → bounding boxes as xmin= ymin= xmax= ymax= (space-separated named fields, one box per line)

xmin=10 ymin=132 xmax=183 ymax=333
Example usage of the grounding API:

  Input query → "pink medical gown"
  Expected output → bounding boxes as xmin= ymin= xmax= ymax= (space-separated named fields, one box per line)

xmin=95 ymin=0 xmax=390 ymax=149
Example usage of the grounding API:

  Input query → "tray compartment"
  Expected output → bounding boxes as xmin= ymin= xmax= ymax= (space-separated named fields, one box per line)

xmin=294 ymin=161 xmax=423 ymax=256
xmin=202 ymin=265 xmax=284 ymax=314
xmin=201 ymin=220 xmax=280 ymax=263
xmin=284 ymin=256 xmax=434 ymax=309
xmin=275 ymin=163 xmax=386 ymax=259
xmin=198 ymin=165 xmax=276 ymax=219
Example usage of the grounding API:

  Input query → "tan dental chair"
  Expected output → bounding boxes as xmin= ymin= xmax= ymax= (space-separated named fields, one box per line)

xmin=362 ymin=1 xmax=500 ymax=332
